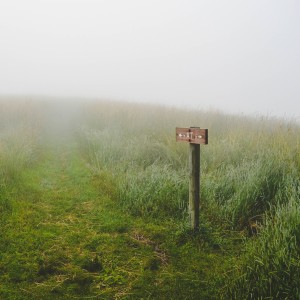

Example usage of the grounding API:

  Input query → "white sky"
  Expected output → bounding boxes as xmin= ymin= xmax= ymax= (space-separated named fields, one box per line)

xmin=0 ymin=0 xmax=299 ymax=118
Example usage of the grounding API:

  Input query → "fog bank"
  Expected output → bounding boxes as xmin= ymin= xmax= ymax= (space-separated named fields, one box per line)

xmin=0 ymin=0 xmax=299 ymax=118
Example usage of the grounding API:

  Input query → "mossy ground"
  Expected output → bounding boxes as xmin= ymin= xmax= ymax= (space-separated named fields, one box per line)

xmin=0 ymin=141 xmax=239 ymax=299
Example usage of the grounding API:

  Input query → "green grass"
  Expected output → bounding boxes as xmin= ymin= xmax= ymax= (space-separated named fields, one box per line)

xmin=78 ymin=100 xmax=300 ymax=299
xmin=0 ymin=142 xmax=233 ymax=299
xmin=0 ymin=98 xmax=300 ymax=299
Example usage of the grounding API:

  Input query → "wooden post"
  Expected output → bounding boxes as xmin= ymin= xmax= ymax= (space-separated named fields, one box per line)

xmin=189 ymin=133 xmax=200 ymax=230
xmin=176 ymin=126 xmax=208 ymax=231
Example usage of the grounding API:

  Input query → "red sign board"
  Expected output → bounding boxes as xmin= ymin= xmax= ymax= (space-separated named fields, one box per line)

xmin=176 ymin=127 xmax=208 ymax=145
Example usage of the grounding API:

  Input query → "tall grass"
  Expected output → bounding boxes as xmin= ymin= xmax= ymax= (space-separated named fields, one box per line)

xmin=1 ymin=98 xmax=299 ymax=298
xmin=78 ymin=101 xmax=300 ymax=224
xmin=77 ymin=100 xmax=300 ymax=298
xmin=78 ymin=126 xmax=188 ymax=218
xmin=117 ymin=164 xmax=188 ymax=218
xmin=0 ymin=99 xmax=42 ymax=219
xmin=227 ymin=194 xmax=300 ymax=299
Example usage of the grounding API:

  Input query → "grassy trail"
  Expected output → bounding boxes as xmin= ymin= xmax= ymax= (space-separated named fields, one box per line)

xmin=0 ymin=142 xmax=231 ymax=299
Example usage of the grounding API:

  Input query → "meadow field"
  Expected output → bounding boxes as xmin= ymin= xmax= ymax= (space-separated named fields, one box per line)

xmin=0 ymin=97 xmax=299 ymax=299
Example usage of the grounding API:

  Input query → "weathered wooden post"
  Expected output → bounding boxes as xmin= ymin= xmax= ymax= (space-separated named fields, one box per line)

xmin=189 ymin=134 xmax=200 ymax=230
xmin=176 ymin=127 xmax=208 ymax=230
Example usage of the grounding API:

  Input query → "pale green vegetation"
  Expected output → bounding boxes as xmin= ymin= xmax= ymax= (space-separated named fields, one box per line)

xmin=0 ymin=100 xmax=41 ymax=219
xmin=0 ymin=97 xmax=299 ymax=299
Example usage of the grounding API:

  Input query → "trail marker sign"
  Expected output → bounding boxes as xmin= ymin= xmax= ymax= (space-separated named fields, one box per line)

xmin=176 ymin=127 xmax=208 ymax=144
xmin=176 ymin=127 xmax=208 ymax=230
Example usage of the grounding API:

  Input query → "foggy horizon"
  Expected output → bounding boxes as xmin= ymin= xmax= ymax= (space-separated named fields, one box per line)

xmin=1 ymin=0 xmax=299 ymax=118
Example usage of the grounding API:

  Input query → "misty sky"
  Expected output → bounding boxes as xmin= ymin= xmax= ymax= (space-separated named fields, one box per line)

xmin=0 ymin=0 xmax=299 ymax=118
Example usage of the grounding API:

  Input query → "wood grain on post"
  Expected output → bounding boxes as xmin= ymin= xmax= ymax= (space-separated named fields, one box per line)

xmin=189 ymin=139 xmax=200 ymax=230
